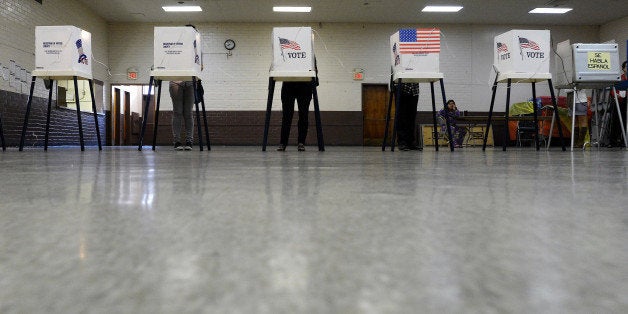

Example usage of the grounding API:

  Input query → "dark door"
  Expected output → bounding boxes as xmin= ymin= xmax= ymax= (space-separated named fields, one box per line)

xmin=362 ymin=84 xmax=393 ymax=146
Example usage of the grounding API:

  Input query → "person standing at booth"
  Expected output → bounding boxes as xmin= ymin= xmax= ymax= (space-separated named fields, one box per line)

xmin=396 ymin=83 xmax=422 ymax=151
xmin=608 ymin=60 xmax=627 ymax=147
xmin=277 ymin=61 xmax=318 ymax=152
xmin=169 ymin=80 xmax=195 ymax=150
xmin=170 ymin=24 xmax=201 ymax=151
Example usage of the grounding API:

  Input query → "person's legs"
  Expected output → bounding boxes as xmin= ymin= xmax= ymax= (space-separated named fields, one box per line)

xmin=169 ymin=81 xmax=184 ymax=145
xmin=296 ymin=84 xmax=313 ymax=145
xmin=181 ymin=81 xmax=195 ymax=147
xmin=280 ymin=84 xmax=297 ymax=147
xmin=456 ymin=126 xmax=467 ymax=147
xmin=608 ymin=99 xmax=623 ymax=146
xmin=396 ymin=92 xmax=418 ymax=148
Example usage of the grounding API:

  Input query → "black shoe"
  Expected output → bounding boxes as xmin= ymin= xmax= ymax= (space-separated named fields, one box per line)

xmin=408 ymin=145 xmax=423 ymax=151
xmin=297 ymin=143 xmax=305 ymax=151
xmin=277 ymin=144 xmax=286 ymax=151
xmin=184 ymin=141 xmax=193 ymax=150
xmin=398 ymin=144 xmax=411 ymax=151
xmin=174 ymin=142 xmax=184 ymax=150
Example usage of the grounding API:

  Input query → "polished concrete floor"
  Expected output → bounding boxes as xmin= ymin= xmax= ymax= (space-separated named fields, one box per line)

xmin=0 ymin=146 xmax=626 ymax=313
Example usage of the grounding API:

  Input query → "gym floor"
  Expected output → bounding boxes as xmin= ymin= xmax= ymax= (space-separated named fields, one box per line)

xmin=1 ymin=146 xmax=626 ymax=313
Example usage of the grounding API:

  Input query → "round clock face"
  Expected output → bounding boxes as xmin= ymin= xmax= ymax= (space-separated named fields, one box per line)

xmin=224 ymin=39 xmax=235 ymax=50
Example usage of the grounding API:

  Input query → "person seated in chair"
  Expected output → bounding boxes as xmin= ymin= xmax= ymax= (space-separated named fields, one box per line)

xmin=438 ymin=99 xmax=467 ymax=148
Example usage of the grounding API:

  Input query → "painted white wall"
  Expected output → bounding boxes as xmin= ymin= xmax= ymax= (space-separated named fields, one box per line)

xmin=0 ymin=0 xmax=109 ymax=101
xmin=600 ymin=15 xmax=628 ymax=65
xmin=108 ymin=22 xmax=600 ymax=113
xmin=2 ymin=3 xmax=620 ymax=115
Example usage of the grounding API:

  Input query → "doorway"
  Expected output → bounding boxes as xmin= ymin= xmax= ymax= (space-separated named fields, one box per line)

xmin=109 ymin=84 xmax=152 ymax=146
xmin=362 ymin=84 xmax=393 ymax=146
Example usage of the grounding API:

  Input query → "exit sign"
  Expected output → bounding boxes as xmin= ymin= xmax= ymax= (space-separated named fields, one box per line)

xmin=353 ymin=68 xmax=364 ymax=80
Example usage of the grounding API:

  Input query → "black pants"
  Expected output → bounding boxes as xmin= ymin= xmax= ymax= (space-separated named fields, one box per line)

xmin=396 ymin=92 xmax=419 ymax=146
xmin=608 ymin=98 xmax=627 ymax=146
xmin=280 ymin=82 xmax=312 ymax=145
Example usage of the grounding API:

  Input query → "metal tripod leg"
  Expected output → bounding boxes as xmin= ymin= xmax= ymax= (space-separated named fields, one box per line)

xmin=262 ymin=77 xmax=276 ymax=151
xmin=19 ymin=76 xmax=37 ymax=151
xmin=150 ymin=80 xmax=163 ymax=151
xmin=138 ymin=76 xmax=155 ymax=151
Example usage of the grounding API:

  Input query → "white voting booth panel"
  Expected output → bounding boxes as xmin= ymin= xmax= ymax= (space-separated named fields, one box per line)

xmin=390 ymin=28 xmax=441 ymax=81
xmin=33 ymin=26 xmax=92 ymax=79
xmin=152 ymin=27 xmax=202 ymax=79
xmin=555 ymin=40 xmax=621 ymax=85
xmin=270 ymin=27 xmax=315 ymax=81
xmin=494 ymin=29 xmax=551 ymax=82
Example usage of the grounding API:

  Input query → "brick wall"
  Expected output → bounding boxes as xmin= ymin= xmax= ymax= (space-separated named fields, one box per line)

xmin=130 ymin=110 xmax=362 ymax=146
xmin=1 ymin=89 xmax=105 ymax=147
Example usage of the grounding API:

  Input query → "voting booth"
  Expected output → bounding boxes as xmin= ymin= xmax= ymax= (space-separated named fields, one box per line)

xmin=152 ymin=27 xmax=202 ymax=79
xmin=390 ymin=28 xmax=442 ymax=81
xmin=20 ymin=25 xmax=101 ymax=151
xmin=555 ymin=40 xmax=621 ymax=85
xmin=382 ymin=28 xmax=454 ymax=151
xmin=262 ymin=27 xmax=324 ymax=151
xmin=33 ymin=26 xmax=93 ymax=79
xmin=484 ymin=29 xmax=566 ymax=151
xmin=554 ymin=40 xmax=624 ymax=149
xmin=269 ymin=27 xmax=315 ymax=81
xmin=138 ymin=26 xmax=210 ymax=151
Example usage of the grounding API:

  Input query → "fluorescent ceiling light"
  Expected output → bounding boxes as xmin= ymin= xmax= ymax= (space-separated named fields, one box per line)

xmin=529 ymin=7 xmax=572 ymax=14
xmin=273 ymin=6 xmax=312 ymax=12
xmin=422 ymin=5 xmax=463 ymax=12
xmin=162 ymin=6 xmax=202 ymax=12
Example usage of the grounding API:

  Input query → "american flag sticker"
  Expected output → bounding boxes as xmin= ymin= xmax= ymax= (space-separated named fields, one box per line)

xmin=398 ymin=28 xmax=440 ymax=54
xmin=496 ymin=42 xmax=508 ymax=53
xmin=518 ymin=37 xmax=540 ymax=50
xmin=279 ymin=38 xmax=301 ymax=50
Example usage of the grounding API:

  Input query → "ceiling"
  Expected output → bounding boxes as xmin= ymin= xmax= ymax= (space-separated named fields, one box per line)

xmin=77 ymin=0 xmax=628 ymax=26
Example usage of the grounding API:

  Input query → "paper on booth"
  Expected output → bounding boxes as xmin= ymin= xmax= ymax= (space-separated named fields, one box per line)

xmin=270 ymin=27 xmax=315 ymax=81
xmin=493 ymin=29 xmax=551 ymax=82
xmin=390 ymin=28 xmax=443 ymax=82
xmin=33 ymin=26 xmax=92 ymax=79
xmin=152 ymin=27 xmax=202 ymax=79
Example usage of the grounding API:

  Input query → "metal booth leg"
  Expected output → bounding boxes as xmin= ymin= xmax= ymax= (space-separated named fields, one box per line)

xmin=430 ymin=81 xmax=439 ymax=151
xmin=483 ymin=75 xmax=499 ymax=151
xmin=0 ymin=108 xmax=4 ymax=151
xmin=192 ymin=77 xmax=204 ymax=151
xmin=391 ymin=78 xmax=402 ymax=151
xmin=44 ymin=79 xmax=54 ymax=151
xmin=199 ymin=84 xmax=211 ymax=151
xmin=73 ymin=76 xmax=85 ymax=151
xmin=439 ymin=78 xmax=454 ymax=151
xmin=138 ymin=76 xmax=155 ymax=151
xmin=547 ymin=79 xmax=566 ymax=151
xmin=531 ymin=81 xmax=540 ymax=150
xmin=151 ymin=80 xmax=163 ymax=151
xmin=502 ymin=79 xmax=512 ymax=151
xmin=262 ymin=77 xmax=276 ymax=151
xmin=88 ymin=79 xmax=102 ymax=150
xmin=19 ymin=76 xmax=37 ymax=151
xmin=312 ymin=79 xmax=325 ymax=151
